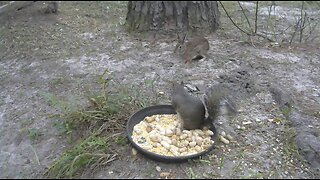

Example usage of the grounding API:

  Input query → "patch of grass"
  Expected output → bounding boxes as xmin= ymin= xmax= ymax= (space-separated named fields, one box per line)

xmin=240 ymin=169 xmax=264 ymax=179
xmin=314 ymin=111 xmax=320 ymax=118
xmin=192 ymin=157 xmax=211 ymax=165
xmin=43 ymin=69 xmax=157 ymax=178
xmin=28 ymin=128 xmax=43 ymax=141
xmin=43 ymin=132 xmax=119 ymax=178
xmin=41 ymin=70 xmax=132 ymax=134
xmin=281 ymin=106 xmax=292 ymax=117
xmin=282 ymin=127 xmax=299 ymax=158
xmin=0 ymin=96 xmax=4 ymax=106
xmin=21 ymin=65 xmax=33 ymax=74
xmin=30 ymin=144 xmax=41 ymax=166
xmin=114 ymin=135 xmax=128 ymax=146
xmin=39 ymin=91 xmax=79 ymax=114
xmin=51 ymin=76 xmax=68 ymax=86
xmin=273 ymin=117 xmax=287 ymax=125
xmin=202 ymin=171 xmax=219 ymax=179
xmin=266 ymin=60 xmax=292 ymax=66
xmin=53 ymin=120 xmax=73 ymax=134
xmin=230 ymin=150 xmax=246 ymax=176
xmin=268 ymin=166 xmax=282 ymax=179
xmin=145 ymin=165 xmax=156 ymax=178
xmin=219 ymin=155 xmax=225 ymax=176
xmin=187 ymin=167 xmax=198 ymax=179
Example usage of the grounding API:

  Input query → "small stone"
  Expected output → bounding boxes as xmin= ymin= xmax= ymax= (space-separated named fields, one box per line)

xmin=268 ymin=118 xmax=274 ymax=122
xmin=160 ymin=172 xmax=171 ymax=178
xmin=156 ymin=166 xmax=162 ymax=172
xmin=242 ymin=121 xmax=252 ymax=125
xmin=225 ymin=134 xmax=234 ymax=141
xmin=220 ymin=131 xmax=226 ymax=137
xmin=132 ymin=148 xmax=138 ymax=156
xmin=237 ymin=108 xmax=244 ymax=112
xmin=184 ymin=84 xmax=199 ymax=92
xmin=158 ymin=91 xmax=165 ymax=95
xmin=220 ymin=135 xmax=230 ymax=144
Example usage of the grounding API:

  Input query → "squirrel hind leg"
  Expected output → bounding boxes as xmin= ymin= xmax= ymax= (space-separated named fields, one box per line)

xmin=200 ymin=49 xmax=210 ymax=60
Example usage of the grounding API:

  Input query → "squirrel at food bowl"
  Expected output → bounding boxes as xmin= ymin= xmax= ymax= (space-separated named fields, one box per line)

xmin=171 ymin=81 xmax=237 ymax=130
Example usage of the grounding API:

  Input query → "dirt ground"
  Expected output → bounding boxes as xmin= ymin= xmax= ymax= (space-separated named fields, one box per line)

xmin=0 ymin=1 xmax=319 ymax=179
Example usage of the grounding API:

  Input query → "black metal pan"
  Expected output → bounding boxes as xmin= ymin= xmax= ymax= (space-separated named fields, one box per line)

xmin=126 ymin=105 xmax=218 ymax=163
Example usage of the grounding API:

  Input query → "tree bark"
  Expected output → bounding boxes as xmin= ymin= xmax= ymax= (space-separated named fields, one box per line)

xmin=126 ymin=1 xmax=220 ymax=34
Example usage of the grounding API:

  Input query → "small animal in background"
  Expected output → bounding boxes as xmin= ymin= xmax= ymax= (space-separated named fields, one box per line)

xmin=11 ymin=1 xmax=58 ymax=14
xmin=44 ymin=1 xmax=58 ymax=14
xmin=174 ymin=34 xmax=210 ymax=64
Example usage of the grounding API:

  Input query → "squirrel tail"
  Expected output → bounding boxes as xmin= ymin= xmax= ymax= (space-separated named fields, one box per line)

xmin=204 ymin=84 xmax=237 ymax=124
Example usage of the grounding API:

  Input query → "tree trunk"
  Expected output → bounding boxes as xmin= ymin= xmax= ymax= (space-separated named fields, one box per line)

xmin=126 ymin=1 xmax=220 ymax=34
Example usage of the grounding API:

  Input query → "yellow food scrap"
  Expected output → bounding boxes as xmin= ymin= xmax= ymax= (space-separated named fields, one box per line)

xmin=131 ymin=114 xmax=214 ymax=157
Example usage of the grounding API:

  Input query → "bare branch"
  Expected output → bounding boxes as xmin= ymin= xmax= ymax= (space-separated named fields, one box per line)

xmin=261 ymin=25 xmax=292 ymax=36
xmin=299 ymin=2 xmax=306 ymax=43
xmin=290 ymin=18 xmax=301 ymax=45
xmin=237 ymin=1 xmax=253 ymax=33
xmin=305 ymin=17 xmax=320 ymax=41
xmin=218 ymin=1 xmax=252 ymax=36
xmin=219 ymin=1 xmax=274 ymax=42
xmin=255 ymin=32 xmax=274 ymax=42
